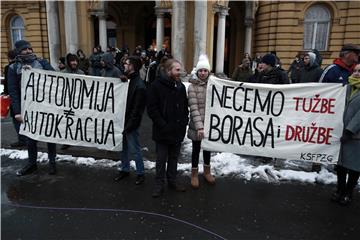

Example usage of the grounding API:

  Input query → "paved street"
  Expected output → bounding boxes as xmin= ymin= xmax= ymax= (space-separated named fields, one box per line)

xmin=1 ymin=116 xmax=360 ymax=240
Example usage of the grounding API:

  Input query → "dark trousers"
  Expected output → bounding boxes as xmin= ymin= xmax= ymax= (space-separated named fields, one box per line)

xmin=27 ymin=137 xmax=56 ymax=165
xmin=191 ymin=141 xmax=210 ymax=168
xmin=336 ymin=165 xmax=360 ymax=196
xmin=155 ymin=142 xmax=181 ymax=186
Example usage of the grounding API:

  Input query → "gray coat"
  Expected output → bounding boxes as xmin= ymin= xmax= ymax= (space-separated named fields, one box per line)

xmin=339 ymin=87 xmax=360 ymax=172
xmin=187 ymin=77 xmax=207 ymax=141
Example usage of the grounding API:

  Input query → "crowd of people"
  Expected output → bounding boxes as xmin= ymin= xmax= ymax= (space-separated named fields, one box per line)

xmin=2 ymin=39 xmax=360 ymax=204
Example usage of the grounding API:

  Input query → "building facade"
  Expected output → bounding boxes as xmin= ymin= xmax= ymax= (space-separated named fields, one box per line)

xmin=1 ymin=0 xmax=360 ymax=76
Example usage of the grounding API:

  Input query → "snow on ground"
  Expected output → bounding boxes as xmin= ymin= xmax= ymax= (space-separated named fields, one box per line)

xmin=0 ymin=146 xmax=346 ymax=187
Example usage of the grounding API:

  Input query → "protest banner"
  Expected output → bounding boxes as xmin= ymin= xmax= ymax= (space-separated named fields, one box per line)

xmin=19 ymin=69 xmax=128 ymax=151
xmin=202 ymin=76 xmax=347 ymax=163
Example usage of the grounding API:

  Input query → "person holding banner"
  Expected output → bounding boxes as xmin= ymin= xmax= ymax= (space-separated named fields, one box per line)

xmin=188 ymin=54 xmax=215 ymax=188
xmin=59 ymin=53 xmax=85 ymax=150
xmin=7 ymin=40 xmax=57 ymax=176
xmin=147 ymin=58 xmax=189 ymax=197
xmin=114 ymin=56 xmax=147 ymax=185
xmin=332 ymin=63 xmax=360 ymax=206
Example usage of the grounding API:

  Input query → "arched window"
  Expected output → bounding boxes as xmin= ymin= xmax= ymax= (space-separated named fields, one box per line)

xmin=10 ymin=15 xmax=25 ymax=48
xmin=303 ymin=5 xmax=330 ymax=51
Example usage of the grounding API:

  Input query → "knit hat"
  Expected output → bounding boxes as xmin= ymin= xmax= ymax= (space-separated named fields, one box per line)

xmin=195 ymin=54 xmax=211 ymax=72
xmin=15 ymin=40 xmax=31 ymax=53
xmin=260 ymin=54 xmax=276 ymax=67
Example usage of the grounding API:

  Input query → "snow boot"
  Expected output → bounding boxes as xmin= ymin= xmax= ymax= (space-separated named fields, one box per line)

xmin=203 ymin=164 xmax=215 ymax=185
xmin=191 ymin=167 xmax=199 ymax=189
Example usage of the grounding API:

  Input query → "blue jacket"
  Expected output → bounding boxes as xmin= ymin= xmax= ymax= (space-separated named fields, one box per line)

xmin=319 ymin=60 xmax=352 ymax=84
xmin=7 ymin=57 xmax=54 ymax=115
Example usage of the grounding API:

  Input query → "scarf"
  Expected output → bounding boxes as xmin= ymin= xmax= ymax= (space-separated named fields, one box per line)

xmin=333 ymin=58 xmax=355 ymax=73
xmin=348 ymin=76 xmax=360 ymax=99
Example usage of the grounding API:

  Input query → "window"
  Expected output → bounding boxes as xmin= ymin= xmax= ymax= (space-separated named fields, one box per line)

xmin=303 ymin=5 xmax=330 ymax=51
xmin=10 ymin=15 xmax=25 ymax=48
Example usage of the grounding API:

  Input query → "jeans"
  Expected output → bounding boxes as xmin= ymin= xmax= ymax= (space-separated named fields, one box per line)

xmin=120 ymin=130 xmax=144 ymax=175
xmin=27 ymin=137 xmax=56 ymax=165
xmin=191 ymin=141 xmax=210 ymax=168
xmin=155 ymin=142 xmax=181 ymax=186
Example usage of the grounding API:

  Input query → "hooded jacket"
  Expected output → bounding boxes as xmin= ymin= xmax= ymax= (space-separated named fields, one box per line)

xmin=298 ymin=53 xmax=323 ymax=83
xmin=147 ymin=70 xmax=189 ymax=144
xmin=61 ymin=53 xmax=84 ymax=74
xmin=101 ymin=53 xmax=122 ymax=78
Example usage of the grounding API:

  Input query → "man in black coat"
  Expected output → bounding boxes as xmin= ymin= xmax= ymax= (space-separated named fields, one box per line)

xmin=254 ymin=53 xmax=289 ymax=84
xmin=7 ymin=40 xmax=57 ymax=176
xmin=298 ymin=52 xmax=323 ymax=83
xmin=147 ymin=58 xmax=189 ymax=197
xmin=114 ymin=56 xmax=147 ymax=185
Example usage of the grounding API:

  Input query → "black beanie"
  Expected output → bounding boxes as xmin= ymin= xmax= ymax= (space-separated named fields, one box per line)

xmin=15 ymin=40 xmax=31 ymax=53
xmin=261 ymin=54 xmax=276 ymax=67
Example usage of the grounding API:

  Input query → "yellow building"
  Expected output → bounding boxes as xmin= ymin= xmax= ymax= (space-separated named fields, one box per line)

xmin=1 ymin=0 xmax=360 ymax=76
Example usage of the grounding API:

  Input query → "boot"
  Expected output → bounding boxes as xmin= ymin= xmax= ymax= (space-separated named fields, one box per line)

xmin=191 ymin=167 xmax=199 ymax=189
xmin=203 ymin=164 xmax=215 ymax=185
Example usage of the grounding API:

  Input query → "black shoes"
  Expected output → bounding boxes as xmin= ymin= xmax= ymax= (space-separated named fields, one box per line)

xmin=114 ymin=171 xmax=130 ymax=182
xmin=331 ymin=190 xmax=353 ymax=206
xmin=49 ymin=162 xmax=57 ymax=175
xmin=152 ymin=186 xmax=164 ymax=198
xmin=16 ymin=164 xmax=37 ymax=176
xmin=135 ymin=175 xmax=145 ymax=185
xmin=339 ymin=194 xmax=352 ymax=206
xmin=10 ymin=141 xmax=26 ymax=148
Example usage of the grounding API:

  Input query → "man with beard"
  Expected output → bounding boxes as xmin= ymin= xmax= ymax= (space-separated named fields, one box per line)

xmin=62 ymin=53 xmax=84 ymax=74
xmin=60 ymin=53 xmax=85 ymax=150
xmin=114 ymin=56 xmax=147 ymax=185
xmin=7 ymin=40 xmax=57 ymax=176
xmin=147 ymin=58 xmax=189 ymax=197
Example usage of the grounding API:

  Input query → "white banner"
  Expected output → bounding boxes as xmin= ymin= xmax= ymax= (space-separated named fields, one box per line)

xmin=202 ymin=76 xmax=347 ymax=164
xmin=19 ymin=69 xmax=128 ymax=151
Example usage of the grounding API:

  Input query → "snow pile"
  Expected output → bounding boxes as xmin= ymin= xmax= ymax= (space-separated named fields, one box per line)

xmin=1 ymin=147 xmax=340 ymax=186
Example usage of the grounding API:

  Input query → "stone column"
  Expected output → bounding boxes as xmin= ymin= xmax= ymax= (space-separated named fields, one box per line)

xmin=215 ymin=6 xmax=228 ymax=74
xmin=155 ymin=8 xmax=165 ymax=51
xmin=171 ymin=1 xmax=186 ymax=66
xmin=46 ymin=0 xmax=60 ymax=68
xmin=244 ymin=1 xmax=255 ymax=56
xmin=64 ymin=1 xmax=79 ymax=53
xmin=193 ymin=0 xmax=208 ymax=66
xmin=98 ymin=13 xmax=107 ymax=50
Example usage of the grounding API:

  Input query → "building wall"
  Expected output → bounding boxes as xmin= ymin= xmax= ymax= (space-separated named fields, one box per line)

xmin=1 ymin=0 xmax=49 ymax=73
xmin=253 ymin=1 xmax=360 ymax=70
xmin=1 ymin=0 xmax=359 ymax=76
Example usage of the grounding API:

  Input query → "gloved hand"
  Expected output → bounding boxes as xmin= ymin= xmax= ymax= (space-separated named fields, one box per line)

xmin=119 ymin=75 xmax=128 ymax=82
xmin=340 ymin=129 xmax=353 ymax=143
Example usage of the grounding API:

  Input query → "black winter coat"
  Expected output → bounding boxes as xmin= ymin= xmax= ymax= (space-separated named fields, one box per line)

xmin=254 ymin=67 xmax=289 ymax=84
xmin=298 ymin=63 xmax=323 ymax=83
xmin=123 ymin=72 xmax=147 ymax=134
xmin=147 ymin=71 xmax=189 ymax=144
